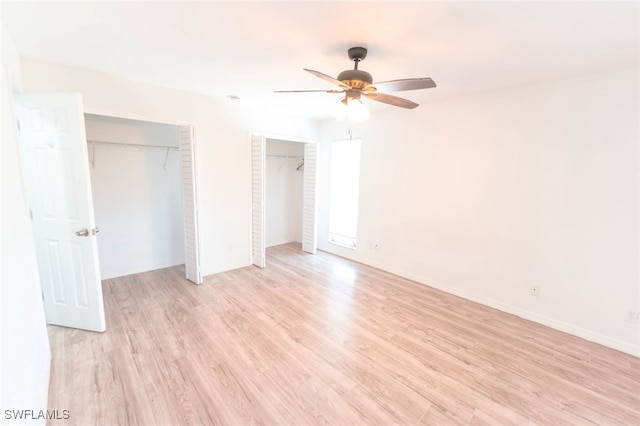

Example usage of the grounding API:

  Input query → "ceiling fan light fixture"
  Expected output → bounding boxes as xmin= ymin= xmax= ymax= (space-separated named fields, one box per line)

xmin=332 ymin=98 xmax=348 ymax=121
xmin=346 ymin=98 xmax=369 ymax=122
xmin=333 ymin=97 xmax=370 ymax=122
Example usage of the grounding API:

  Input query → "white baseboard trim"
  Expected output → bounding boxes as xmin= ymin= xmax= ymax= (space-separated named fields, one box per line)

xmin=320 ymin=247 xmax=640 ymax=357
xmin=101 ymin=260 xmax=186 ymax=280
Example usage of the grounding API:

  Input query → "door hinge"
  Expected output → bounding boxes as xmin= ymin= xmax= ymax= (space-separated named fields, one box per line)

xmin=41 ymin=291 xmax=44 ymax=302
xmin=16 ymin=119 xmax=21 ymax=132
xmin=29 ymin=210 xmax=33 ymax=221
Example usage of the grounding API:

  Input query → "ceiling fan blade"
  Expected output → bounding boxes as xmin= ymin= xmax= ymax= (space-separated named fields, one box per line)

xmin=304 ymin=68 xmax=351 ymax=89
xmin=368 ymin=77 xmax=436 ymax=92
xmin=364 ymin=92 xmax=419 ymax=109
xmin=274 ymin=89 xmax=343 ymax=93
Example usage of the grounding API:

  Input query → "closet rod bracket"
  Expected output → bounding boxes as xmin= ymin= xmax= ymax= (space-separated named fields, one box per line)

xmin=163 ymin=147 xmax=170 ymax=170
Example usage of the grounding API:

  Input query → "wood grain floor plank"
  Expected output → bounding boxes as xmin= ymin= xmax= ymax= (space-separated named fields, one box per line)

xmin=46 ymin=243 xmax=640 ymax=425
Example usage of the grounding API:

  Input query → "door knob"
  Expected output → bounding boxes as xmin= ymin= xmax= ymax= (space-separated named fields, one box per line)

xmin=75 ymin=228 xmax=89 ymax=237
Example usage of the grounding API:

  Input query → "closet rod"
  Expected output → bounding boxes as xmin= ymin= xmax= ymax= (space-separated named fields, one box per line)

xmin=87 ymin=139 xmax=179 ymax=151
xmin=266 ymin=154 xmax=303 ymax=159
xmin=88 ymin=140 xmax=178 ymax=170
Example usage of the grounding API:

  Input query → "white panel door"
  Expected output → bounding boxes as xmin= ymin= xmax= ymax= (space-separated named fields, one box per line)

xmin=15 ymin=93 xmax=106 ymax=332
xmin=251 ymin=134 xmax=266 ymax=268
xmin=302 ymin=143 xmax=318 ymax=254
xmin=179 ymin=125 xmax=202 ymax=284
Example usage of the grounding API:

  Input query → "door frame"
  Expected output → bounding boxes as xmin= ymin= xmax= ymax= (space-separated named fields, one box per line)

xmin=250 ymin=132 xmax=318 ymax=268
xmin=83 ymin=107 xmax=203 ymax=284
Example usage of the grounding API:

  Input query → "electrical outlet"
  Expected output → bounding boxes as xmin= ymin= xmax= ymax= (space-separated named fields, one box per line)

xmin=529 ymin=286 xmax=540 ymax=297
xmin=624 ymin=311 xmax=639 ymax=324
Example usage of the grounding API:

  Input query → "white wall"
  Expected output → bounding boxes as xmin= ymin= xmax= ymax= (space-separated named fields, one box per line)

xmin=1 ymin=25 xmax=51 ymax=424
xmin=265 ymin=140 xmax=304 ymax=247
xmin=20 ymin=57 xmax=320 ymax=276
xmin=84 ymin=115 xmax=185 ymax=279
xmin=318 ymin=68 xmax=640 ymax=356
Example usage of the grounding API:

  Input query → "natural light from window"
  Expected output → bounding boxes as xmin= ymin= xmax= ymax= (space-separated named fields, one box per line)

xmin=328 ymin=139 xmax=361 ymax=249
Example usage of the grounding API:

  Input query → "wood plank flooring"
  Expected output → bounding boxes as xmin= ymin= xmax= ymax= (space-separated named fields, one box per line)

xmin=47 ymin=243 xmax=640 ymax=425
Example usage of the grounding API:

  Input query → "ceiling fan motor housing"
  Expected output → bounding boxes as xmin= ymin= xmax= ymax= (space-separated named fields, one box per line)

xmin=337 ymin=69 xmax=373 ymax=89
xmin=338 ymin=47 xmax=372 ymax=89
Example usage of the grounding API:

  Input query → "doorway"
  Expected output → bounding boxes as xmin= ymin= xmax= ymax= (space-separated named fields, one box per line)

xmin=83 ymin=113 xmax=202 ymax=284
xmin=84 ymin=114 xmax=185 ymax=280
xmin=265 ymin=139 xmax=304 ymax=248
xmin=15 ymin=92 xmax=202 ymax=332
xmin=251 ymin=134 xmax=318 ymax=268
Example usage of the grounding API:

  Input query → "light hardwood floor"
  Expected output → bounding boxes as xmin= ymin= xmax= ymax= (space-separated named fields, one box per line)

xmin=47 ymin=243 xmax=639 ymax=425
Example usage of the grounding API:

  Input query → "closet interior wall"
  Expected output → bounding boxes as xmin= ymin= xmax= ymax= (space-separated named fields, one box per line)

xmin=84 ymin=114 xmax=185 ymax=279
xmin=265 ymin=139 xmax=304 ymax=248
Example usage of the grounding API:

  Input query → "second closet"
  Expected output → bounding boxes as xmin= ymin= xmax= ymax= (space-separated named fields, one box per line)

xmin=265 ymin=139 xmax=304 ymax=248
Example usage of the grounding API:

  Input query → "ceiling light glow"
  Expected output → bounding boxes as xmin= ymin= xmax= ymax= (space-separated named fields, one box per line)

xmin=333 ymin=96 xmax=369 ymax=122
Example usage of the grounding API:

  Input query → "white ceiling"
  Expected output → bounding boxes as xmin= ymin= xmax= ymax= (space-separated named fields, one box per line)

xmin=2 ymin=1 xmax=638 ymax=119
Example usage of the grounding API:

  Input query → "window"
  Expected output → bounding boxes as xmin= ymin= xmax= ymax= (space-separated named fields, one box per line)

xmin=328 ymin=139 xmax=361 ymax=249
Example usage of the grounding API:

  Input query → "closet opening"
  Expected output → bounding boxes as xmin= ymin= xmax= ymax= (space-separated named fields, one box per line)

xmin=85 ymin=113 xmax=201 ymax=283
xmin=266 ymin=139 xmax=304 ymax=249
xmin=251 ymin=134 xmax=317 ymax=268
xmin=14 ymin=93 xmax=201 ymax=333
